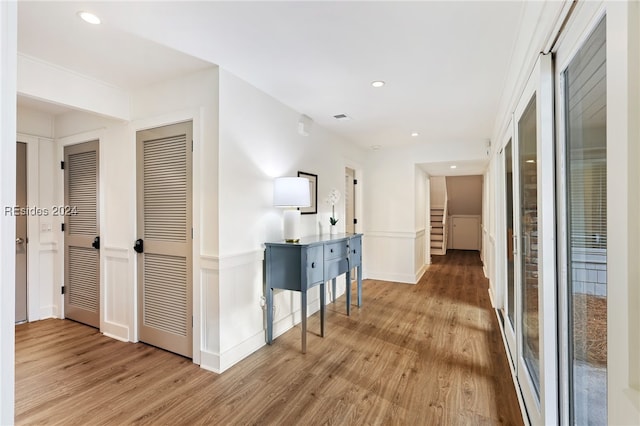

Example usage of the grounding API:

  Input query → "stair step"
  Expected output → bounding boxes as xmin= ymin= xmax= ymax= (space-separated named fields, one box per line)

xmin=431 ymin=235 xmax=443 ymax=241
xmin=432 ymin=229 xmax=443 ymax=235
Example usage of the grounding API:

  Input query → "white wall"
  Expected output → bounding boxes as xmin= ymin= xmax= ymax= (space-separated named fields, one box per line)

xmin=212 ymin=69 xmax=366 ymax=371
xmin=429 ymin=176 xmax=446 ymax=207
xmin=414 ymin=166 xmax=427 ymax=277
xmin=446 ymin=175 xmax=482 ymax=215
xmin=17 ymin=105 xmax=54 ymax=138
xmin=17 ymin=65 xmax=220 ymax=367
xmin=17 ymin=54 xmax=129 ymax=120
xmin=0 ymin=1 xmax=17 ymax=422
xmin=364 ymin=140 xmax=487 ymax=283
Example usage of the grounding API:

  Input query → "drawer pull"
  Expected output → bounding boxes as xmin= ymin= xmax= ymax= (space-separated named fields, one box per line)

xmin=311 ymin=262 xmax=316 ymax=268
xmin=330 ymin=249 xmax=334 ymax=253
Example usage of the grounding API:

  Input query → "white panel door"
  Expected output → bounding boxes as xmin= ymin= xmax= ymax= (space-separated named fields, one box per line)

xmin=15 ymin=142 xmax=27 ymax=323
xmin=137 ymin=122 xmax=193 ymax=358
xmin=345 ymin=167 xmax=356 ymax=234
xmin=64 ymin=140 xmax=100 ymax=328
xmin=451 ymin=216 xmax=480 ymax=250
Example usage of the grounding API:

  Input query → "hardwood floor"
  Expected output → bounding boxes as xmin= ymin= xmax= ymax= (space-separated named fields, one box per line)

xmin=16 ymin=250 xmax=523 ymax=425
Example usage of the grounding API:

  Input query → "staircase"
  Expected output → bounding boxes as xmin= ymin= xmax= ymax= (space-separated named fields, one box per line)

xmin=430 ymin=207 xmax=446 ymax=255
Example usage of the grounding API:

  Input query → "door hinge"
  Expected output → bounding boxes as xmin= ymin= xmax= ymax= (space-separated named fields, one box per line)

xmin=60 ymin=161 xmax=65 ymax=170
xmin=191 ymin=140 xmax=194 ymax=152
xmin=354 ymin=218 xmax=358 ymax=225
xmin=61 ymin=223 xmax=65 ymax=232
xmin=191 ymin=228 xmax=193 ymax=239
xmin=61 ymin=286 xmax=65 ymax=295
xmin=354 ymin=179 xmax=358 ymax=185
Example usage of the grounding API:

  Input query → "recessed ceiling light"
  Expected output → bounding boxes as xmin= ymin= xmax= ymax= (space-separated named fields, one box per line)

xmin=450 ymin=165 xmax=457 ymax=169
xmin=411 ymin=132 xmax=419 ymax=137
xmin=78 ymin=11 xmax=101 ymax=25
xmin=371 ymin=81 xmax=385 ymax=88
xmin=370 ymin=145 xmax=382 ymax=150
xmin=526 ymin=159 xmax=535 ymax=163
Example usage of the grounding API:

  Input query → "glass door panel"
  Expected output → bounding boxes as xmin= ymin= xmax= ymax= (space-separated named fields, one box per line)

xmin=518 ymin=95 xmax=541 ymax=399
xmin=562 ymin=16 xmax=607 ymax=425
xmin=512 ymin=53 xmax=557 ymax=425
xmin=503 ymin=138 xmax=517 ymax=365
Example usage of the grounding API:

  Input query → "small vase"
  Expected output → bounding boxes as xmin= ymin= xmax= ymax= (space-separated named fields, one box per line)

xmin=330 ymin=225 xmax=337 ymax=235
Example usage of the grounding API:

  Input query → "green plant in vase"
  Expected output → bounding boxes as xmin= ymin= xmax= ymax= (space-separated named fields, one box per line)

xmin=326 ymin=189 xmax=341 ymax=234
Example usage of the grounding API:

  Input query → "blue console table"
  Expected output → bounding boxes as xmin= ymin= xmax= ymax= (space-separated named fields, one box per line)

xmin=264 ymin=233 xmax=363 ymax=353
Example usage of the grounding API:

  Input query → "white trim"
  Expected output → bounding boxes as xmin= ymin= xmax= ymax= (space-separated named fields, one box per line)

xmin=102 ymin=331 xmax=129 ymax=343
xmin=365 ymin=270 xmax=417 ymax=285
xmin=199 ymin=249 xmax=269 ymax=372
xmin=38 ymin=242 xmax=58 ymax=252
xmin=15 ymin=134 xmax=44 ymax=322
xmin=17 ymin=53 xmax=130 ymax=120
xmin=365 ymin=230 xmax=420 ymax=239
xmin=414 ymin=264 xmax=428 ymax=283
xmin=494 ymin=308 xmax=531 ymax=426
xmin=218 ymin=249 xmax=264 ymax=270
xmin=103 ymin=246 xmax=132 ymax=341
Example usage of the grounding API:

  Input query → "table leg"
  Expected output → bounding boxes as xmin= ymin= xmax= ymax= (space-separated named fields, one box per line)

xmin=346 ymin=268 xmax=352 ymax=316
xmin=266 ymin=286 xmax=273 ymax=344
xmin=301 ymin=290 xmax=307 ymax=354
xmin=320 ymin=283 xmax=325 ymax=337
xmin=357 ymin=265 xmax=362 ymax=307
xmin=332 ymin=278 xmax=337 ymax=303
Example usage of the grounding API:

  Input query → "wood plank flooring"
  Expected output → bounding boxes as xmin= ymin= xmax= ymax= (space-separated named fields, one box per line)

xmin=16 ymin=250 xmax=523 ymax=425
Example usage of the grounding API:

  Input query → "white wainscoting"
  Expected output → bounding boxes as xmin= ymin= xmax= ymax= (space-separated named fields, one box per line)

xmin=199 ymin=248 xmax=346 ymax=374
xmin=200 ymin=254 xmax=221 ymax=372
xmin=365 ymin=231 xmax=423 ymax=284
xmin=414 ymin=229 xmax=428 ymax=283
xmin=38 ymin=242 xmax=58 ymax=319
xmin=200 ymin=250 xmax=273 ymax=374
xmin=102 ymin=246 xmax=132 ymax=342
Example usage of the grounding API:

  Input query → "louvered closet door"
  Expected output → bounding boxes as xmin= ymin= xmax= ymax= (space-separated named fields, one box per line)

xmin=64 ymin=140 xmax=100 ymax=328
xmin=137 ymin=122 xmax=192 ymax=358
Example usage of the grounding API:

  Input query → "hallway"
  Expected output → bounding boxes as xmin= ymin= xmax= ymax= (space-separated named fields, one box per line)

xmin=16 ymin=250 xmax=522 ymax=425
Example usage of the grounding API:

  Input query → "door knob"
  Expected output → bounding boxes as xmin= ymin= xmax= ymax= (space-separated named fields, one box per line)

xmin=16 ymin=237 xmax=24 ymax=244
xmin=134 ymin=239 xmax=144 ymax=254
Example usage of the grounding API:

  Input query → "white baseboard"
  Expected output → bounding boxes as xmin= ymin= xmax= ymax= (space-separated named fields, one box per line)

xmin=365 ymin=270 xmax=417 ymax=285
xmin=102 ymin=320 xmax=129 ymax=342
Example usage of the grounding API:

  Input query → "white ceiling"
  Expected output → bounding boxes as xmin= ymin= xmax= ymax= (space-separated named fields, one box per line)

xmin=17 ymin=1 xmax=524 ymax=156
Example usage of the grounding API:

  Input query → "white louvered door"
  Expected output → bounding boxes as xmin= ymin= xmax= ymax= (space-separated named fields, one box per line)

xmin=64 ymin=140 xmax=100 ymax=328
xmin=137 ymin=122 xmax=192 ymax=358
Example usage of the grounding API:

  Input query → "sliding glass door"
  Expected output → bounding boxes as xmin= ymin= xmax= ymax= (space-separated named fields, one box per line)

xmin=510 ymin=53 xmax=557 ymax=425
xmin=502 ymin=137 xmax=517 ymax=365
xmin=557 ymin=16 xmax=607 ymax=425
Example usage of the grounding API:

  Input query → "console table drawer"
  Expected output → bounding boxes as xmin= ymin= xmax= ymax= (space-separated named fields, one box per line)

xmin=306 ymin=246 xmax=324 ymax=286
xmin=324 ymin=258 xmax=349 ymax=280
xmin=324 ymin=241 xmax=348 ymax=260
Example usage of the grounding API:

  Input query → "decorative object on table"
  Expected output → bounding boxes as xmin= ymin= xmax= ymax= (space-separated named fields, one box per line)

xmin=297 ymin=171 xmax=317 ymax=215
xmin=326 ymin=188 xmax=341 ymax=235
xmin=273 ymin=177 xmax=311 ymax=243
